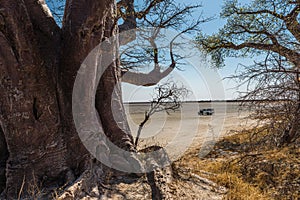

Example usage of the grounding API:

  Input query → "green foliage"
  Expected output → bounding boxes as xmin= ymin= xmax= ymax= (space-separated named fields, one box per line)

xmin=197 ymin=0 xmax=300 ymax=68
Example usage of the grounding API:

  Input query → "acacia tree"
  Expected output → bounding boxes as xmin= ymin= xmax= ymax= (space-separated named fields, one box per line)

xmin=197 ymin=0 xmax=300 ymax=144
xmin=0 ymin=0 xmax=203 ymax=198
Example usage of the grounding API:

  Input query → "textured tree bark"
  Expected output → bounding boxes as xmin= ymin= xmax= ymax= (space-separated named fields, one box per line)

xmin=0 ymin=125 xmax=8 ymax=193
xmin=0 ymin=0 xmax=68 ymax=197
xmin=59 ymin=0 xmax=136 ymax=173
xmin=0 ymin=0 xmax=173 ymax=197
xmin=95 ymin=10 xmax=135 ymax=151
xmin=0 ymin=0 xmax=133 ymax=198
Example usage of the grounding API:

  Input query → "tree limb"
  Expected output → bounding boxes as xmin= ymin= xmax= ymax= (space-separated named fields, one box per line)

xmin=25 ymin=0 xmax=60 ymax=38
xmin=234 ymin=4 xmax=300 ymax=42
xmin=121 ymin=62 xmax=175 ymax=86
xmin=62 ymin=0 xmax=111 ymax=43
xmin=206 ymin=40 xmax=300 ymax=66
xmin=121 ymin=26 xmax=178 ymax=86
xmin=0 ymin=0 xmax=39 ymax=65
xmin=24 ymin=0 xmax=61 ymax=69
xmin=284 ymin=4 xmax=300 ymax=42
xmin=236 ymin=9 xmax=285 ymax=20
xmin=117 ymin=0 xmax=165 ymax=45
xmin=118 ymin=0 xmax=136 ymax=45
xmin=135 ymin=0 xmax=164 ymax=19
xmin=60 ymin=0 xmax=114 ymax=80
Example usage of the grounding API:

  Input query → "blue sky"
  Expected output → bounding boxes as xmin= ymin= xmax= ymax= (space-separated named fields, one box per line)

xmin=122 ymin=0 xmax=255 ymax=102
xmin=46 ymin=0 xmax=255 ymax=101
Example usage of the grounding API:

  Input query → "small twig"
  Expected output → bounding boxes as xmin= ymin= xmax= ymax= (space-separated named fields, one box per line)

xmin=18 ymin=175 xmax=26 ymax=200
xmin=227 ymin=153 xmax=263 ymax=167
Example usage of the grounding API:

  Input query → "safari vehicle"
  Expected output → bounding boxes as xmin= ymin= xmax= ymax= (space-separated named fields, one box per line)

xmin=198 ymin=108 xmax=214 ymax=115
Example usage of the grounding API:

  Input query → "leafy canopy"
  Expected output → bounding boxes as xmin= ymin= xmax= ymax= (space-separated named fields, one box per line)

xmin=197 ymin=0 xmax=300 ymax=68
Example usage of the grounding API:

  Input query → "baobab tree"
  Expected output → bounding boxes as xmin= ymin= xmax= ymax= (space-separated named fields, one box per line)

xmin=0 ymin=0 xmax=203 ymax=198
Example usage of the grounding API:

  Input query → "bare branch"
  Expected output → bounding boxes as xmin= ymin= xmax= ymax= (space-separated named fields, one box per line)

xmin=230 ymin=53 xmax=300 ymax=144
xmin=236 ymin=9 xmax=285 ymax=20
xmin=134 ymin=81 xmax=189 ymax=147
xmin=229 ymin=2 xmax=300 ymax=43
xmin=25 ymin=0 xmax=60 ymax=36
xmin=0 ymin=0 xmax=43 ymax=66
xmin=135 ymin=0 xmax=164 ymax=19
xmin=199 ymin=0 xmax=300 ymax=70
xmin=203 ymin=40 xmax=300 ymax=66
xmin=121 ymin=64 xmax=175 ymax=86
xmin=117 ymin=0 xmax=165 ymax=45
xmin=118 ymin=0 xmax=137 ymax=45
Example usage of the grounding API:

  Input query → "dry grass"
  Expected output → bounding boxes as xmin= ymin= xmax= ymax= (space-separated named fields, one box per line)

xmin=16 ymin=172 xmax=49 ymax=200
xmin=177 ymin=156 xmax=272 ymax=200
xmin=176 ymin=130 xmax=300 ymax=200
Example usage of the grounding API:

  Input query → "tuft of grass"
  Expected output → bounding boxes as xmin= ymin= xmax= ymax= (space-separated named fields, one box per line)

xmin=215 ymin=172 xmax=271 ymax=200
xmin=16 ymin=172 xmax=48 ymax=200
xmin=177 ymin=155 xmax=272 ymax=200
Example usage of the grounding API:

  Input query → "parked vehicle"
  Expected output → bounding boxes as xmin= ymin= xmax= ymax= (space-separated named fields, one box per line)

xmin=198 ymin=108 xmax=214 ymax=115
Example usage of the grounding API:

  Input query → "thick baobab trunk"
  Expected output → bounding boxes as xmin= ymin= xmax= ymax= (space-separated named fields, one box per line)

xmin=0 ymin=0 xmax=68 ymax=197
xmin=0 ymin=0 xmax=140 ymax=198
xmin=60 ymin=0 xmax=135 ymax=173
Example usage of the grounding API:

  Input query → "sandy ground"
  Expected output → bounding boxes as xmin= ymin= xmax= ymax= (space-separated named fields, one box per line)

xmin=59 ymin=102 xmax=245 ymax=199
xmin=125 ymin=102 xmax=255 ymax=159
